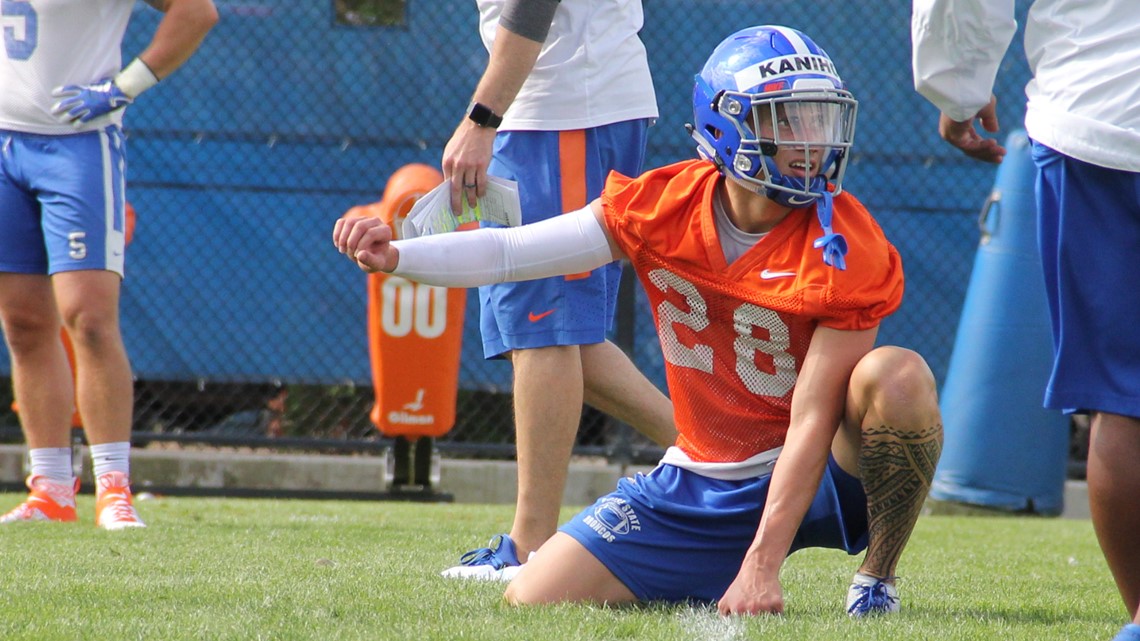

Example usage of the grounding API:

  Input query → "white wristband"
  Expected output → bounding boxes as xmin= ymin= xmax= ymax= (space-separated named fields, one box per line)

xmin=114 ymin=58 xmax=160 ymax=99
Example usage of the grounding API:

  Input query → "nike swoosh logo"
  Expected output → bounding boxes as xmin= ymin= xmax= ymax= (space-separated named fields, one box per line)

xmin=760 ymin=269 xmax=796 ymax=280
xmin=528 ymin=310 xmax=555 ymax=322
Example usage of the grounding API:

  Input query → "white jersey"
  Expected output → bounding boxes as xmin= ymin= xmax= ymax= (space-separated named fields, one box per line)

xmin=477 ymin=0 xmax=658 ymax=131
xmin=912 ymin=0 xmax=1140 ymax=172
xmin=0 ymin=0 xmax=134 ymax=134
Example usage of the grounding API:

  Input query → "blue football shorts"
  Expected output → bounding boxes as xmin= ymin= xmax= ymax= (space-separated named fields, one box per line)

xmin=0 ymin=127 xmax=128 ymax=276
xmin=1032 ymin=141 xmax=1140 ymax=417
xmin=479 ymin=119 xmax=650 ymax=358
xmin=561 ymin=456 xmax=869 ymax=603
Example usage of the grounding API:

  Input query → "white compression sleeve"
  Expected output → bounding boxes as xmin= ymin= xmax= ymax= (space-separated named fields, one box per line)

xmin=391 ymin=207 xmax=614 ymax=288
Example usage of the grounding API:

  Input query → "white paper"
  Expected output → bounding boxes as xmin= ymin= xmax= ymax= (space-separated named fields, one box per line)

xmin=402 ymin=175 xmax=522 ymax=239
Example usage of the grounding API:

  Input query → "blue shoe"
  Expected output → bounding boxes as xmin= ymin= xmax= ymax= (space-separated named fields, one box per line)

xmin=440 ymin=534 xmax=524 ymax=581
xmin=1113 ymin=624 xmax=1140 ymax=641
xmin=846 ymin=573 xmax=900 ymax=617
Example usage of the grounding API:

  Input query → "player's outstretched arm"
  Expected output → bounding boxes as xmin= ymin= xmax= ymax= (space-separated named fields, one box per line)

xmin=333 ymin=216 xmax=400 ymax=273
xmin=51 ymin=0 xmax=218 ymax=125
xmin=333 ymin=200 xmax=622 ymax=287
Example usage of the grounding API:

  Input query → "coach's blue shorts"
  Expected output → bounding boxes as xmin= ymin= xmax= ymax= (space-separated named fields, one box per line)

xmin=1032 ymin=141 xmax=1140 ymax=417
xmin=560 ymin=457 xmax=869 ymax=603
xmin=479 ymin=119 xmax=650 ymax=358
xmin=0 ymin=127 xmax=128 ymax=276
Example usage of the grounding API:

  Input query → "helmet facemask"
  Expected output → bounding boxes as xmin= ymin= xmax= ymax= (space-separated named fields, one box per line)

xmin=688 ymin=25 xmax=860 ymax=269
xmin=720 ymin=83 xmax=858 ymax=207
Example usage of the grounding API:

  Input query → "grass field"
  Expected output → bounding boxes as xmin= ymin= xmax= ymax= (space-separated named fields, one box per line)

xmin=0 ymin=493 xmax=1125 ymax=641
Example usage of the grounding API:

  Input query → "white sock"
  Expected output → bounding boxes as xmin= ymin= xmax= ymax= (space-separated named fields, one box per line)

xmin=28 ymin=447 xmax=73 ymax=482
xmin=852 ymin=573 xmax=883 ymax=586
xmin=90 ymin=441 xmax=131 ymax=479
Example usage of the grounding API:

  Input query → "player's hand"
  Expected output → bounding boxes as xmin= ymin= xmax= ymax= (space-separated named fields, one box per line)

xmin=50 ymin=79 xmax=133 ymax=125
xmin=332 ymin=215 xmax=399 ymax=273
xmin=442 ymin=119 xmax=497 ymax=214
xmin=938 ymin=95 xmax=1006 ymax=164
xmin=718 ymin=566 xmax=785 ymax=616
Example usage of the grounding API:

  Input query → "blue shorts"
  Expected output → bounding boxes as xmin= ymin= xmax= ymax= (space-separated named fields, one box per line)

xmin=479 ymin=119 xmax=650 ymax=358
xmin=0 ymin=127 xmax=128 ymax=276
xmin=560 ymin=457 xmax=869 ymax=603
xmin=1032 ymin=141 xmax=1140 ymax=417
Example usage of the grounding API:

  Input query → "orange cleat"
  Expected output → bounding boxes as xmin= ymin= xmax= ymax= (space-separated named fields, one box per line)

xmin=95 ymin=472 xmax=146 ymax=530
xmin=0 ymin=475 xmax=79 ymax=523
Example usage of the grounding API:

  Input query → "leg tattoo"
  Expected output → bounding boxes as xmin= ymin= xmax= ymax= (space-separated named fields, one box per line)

xmin=859 ymin=423 xmax=943 ymax=577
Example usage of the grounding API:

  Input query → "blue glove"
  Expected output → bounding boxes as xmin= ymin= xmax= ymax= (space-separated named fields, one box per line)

xmin=50 ymin=79 xmax=134 ymax=125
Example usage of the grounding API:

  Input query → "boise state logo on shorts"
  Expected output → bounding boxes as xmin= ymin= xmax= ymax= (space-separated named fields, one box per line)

xmin=582 ymin=497 xmax=641 ymax=543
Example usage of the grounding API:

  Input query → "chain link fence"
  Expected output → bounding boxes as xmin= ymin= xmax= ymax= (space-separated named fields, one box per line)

xmin=1 ymin=0 xmax=1043 ymax=464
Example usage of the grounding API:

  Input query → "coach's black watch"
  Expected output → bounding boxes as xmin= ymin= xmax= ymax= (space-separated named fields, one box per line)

xmin=466 ymin=101 xmax=503 ymax=129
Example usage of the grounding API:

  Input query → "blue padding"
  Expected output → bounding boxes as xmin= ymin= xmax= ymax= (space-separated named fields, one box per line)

xmin=931 ymin=131 xmax=1069 ymax=514
xmin=119 ymin=186 xmax=372 ymax=382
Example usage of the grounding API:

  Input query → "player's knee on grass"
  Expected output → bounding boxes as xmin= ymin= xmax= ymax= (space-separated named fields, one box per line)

xmin=504 ymin=574 xmax=636 ymax=608
xmin=502 ymin=579 xmax=529 ymax=607
xmin=503 ymin=570 xmax=566 ymax=607
xmin=502 ymin=533 xmax=638 ymax=607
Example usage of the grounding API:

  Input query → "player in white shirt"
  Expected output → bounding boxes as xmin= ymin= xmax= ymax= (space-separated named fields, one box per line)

xmin=438 ymin=0 xmax=676 ymax=580
xmin=912 ymin=2 xmax=1140 ymax=639
xmin=0 ymin=0 xmax=217 ymax=529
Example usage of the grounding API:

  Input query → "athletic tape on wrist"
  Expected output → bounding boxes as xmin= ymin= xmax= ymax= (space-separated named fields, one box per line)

xmin=114 ymin=58 xmax=159 ymax=99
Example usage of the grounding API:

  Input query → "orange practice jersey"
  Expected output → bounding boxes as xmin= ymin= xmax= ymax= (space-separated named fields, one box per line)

xmin=602 ymin=160 xmax=904 ymax=463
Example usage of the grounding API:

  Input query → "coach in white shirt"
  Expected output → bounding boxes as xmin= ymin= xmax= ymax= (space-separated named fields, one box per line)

xmin=912 ymin=2 xmax=1140 ymax=640
xmin=436 ymin=0 xmax=676 ymax=582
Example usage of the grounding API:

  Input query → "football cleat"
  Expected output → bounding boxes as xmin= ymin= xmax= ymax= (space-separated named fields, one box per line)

xmin=95 ymin=472 xmax=146 ymax=530
xmin=846 ymin=573 xmax=900 ymax=617
xmin=441 ymin=533 xmax=526 ymax=581
xmin=0 ymin=475 xmax=79 ymax=523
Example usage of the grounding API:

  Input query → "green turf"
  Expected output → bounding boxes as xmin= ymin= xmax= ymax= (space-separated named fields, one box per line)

xmin=0 ymin=494 xmax=1125 ymax=641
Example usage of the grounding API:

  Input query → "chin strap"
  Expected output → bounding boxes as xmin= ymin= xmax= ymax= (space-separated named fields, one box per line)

xmin=812 ymin=191 xmax=848 ymax=270
xmin=726 ymin=173 xmax=849 ymax=270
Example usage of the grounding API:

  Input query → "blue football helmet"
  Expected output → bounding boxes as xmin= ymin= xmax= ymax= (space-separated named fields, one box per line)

xmin=689 ymin=25 xmax=858 ymax=209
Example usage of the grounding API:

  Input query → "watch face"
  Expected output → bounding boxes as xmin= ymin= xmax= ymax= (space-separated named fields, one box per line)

xmin=467 ymin=102 xmax=501 ymax=128
xmin=469 ymin=103 xmax=491 ymax=123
